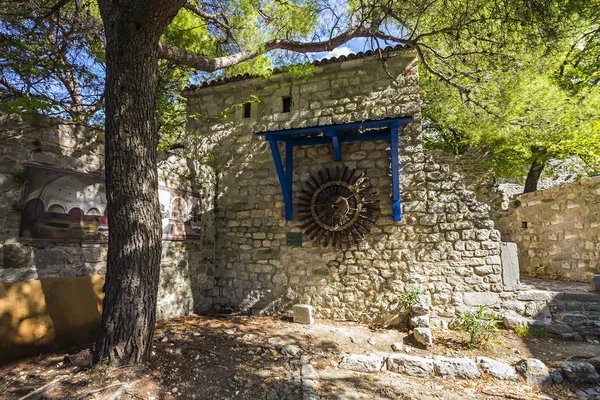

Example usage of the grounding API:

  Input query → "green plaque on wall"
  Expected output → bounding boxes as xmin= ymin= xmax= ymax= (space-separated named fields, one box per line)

xmin=287 ymin=232 xmax=303 ymax=247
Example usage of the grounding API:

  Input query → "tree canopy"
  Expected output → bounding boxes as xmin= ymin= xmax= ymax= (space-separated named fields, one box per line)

xmin=421 ymin=11 xmax=600 ymax=191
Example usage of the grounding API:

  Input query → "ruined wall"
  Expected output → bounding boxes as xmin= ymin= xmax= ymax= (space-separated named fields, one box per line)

xmin=497 ymin=177 xmax=600 ymax=282
xmin=429 ymin=149 xmax=509 ymax=220
xmin=0 ymin=113 xmax=216 ymax=363
xmin=185 ymin=49 xmax=513 ymax=326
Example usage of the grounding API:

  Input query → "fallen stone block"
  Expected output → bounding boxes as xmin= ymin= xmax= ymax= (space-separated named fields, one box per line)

xmin=476 ymin=356 xmax=519 ymax=381
xmin=281 ymin=344 xmax=302 ymax=356
xmin=386 ymin=353 xmax=434 ymax=377
xmin=410 ymin=314 xmax=430 ymax=328
xmin=515 ymin=358 xmax=551 ymax=385
xmin=338 ymin=353 xmax=386 ymax=373
xmin=293 ymin=304 xmax=314 ymax=325
xmin=413 ymin=327 xmax=433 ymax=347
xmin=434 ymin=356 xmax=481 ymax=379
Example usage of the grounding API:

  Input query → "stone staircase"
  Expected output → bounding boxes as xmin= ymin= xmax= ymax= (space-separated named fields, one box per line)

xmin=503 ymin=278 xmax=600 ymax=341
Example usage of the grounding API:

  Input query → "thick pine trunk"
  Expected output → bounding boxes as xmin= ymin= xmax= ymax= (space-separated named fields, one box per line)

xmin=94 ymin=0 xmax=184 ymax=364
xmin=523 ymin=148 xmax=546 ymax=193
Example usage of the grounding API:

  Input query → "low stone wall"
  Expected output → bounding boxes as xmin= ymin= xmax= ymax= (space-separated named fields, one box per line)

xmin=497 ymin=177 xmax=600 ymax=282
xmin=185 ymin=49 xmax=513 ymax=325
xmin=0 ymin=113 xmax=216 ymax=363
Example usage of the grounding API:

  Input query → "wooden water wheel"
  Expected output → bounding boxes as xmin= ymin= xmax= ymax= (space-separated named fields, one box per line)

xmin=298 ymin=166 xmax=380 ymax=249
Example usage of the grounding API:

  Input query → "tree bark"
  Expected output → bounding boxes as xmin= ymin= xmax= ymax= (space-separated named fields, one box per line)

xmin=93 ymin=0 xmax=185 ymax=365
xmin=524 ymin=158 xmax=545 ymax=193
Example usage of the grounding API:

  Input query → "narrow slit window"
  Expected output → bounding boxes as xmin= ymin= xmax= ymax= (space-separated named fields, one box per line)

xmin=243 ymin=102 xmax=251 ymax=118
xmin=282 ymin=96 xmax=292 ymax=113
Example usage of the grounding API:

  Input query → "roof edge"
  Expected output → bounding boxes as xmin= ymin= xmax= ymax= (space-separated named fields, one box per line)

xmin=183 ymin=45 xmax=415 ymax=94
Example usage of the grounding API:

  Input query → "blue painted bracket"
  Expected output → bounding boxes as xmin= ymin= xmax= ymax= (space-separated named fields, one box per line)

xmin=260 ymin=117 xmax=412 ymax=221
xmin=268 ymin=139 xmax=293 ymax=220
xmin=325 ymin=129 xmax=342 ymax=161
xmin=390 ymin=120 xmax=402 ymax=221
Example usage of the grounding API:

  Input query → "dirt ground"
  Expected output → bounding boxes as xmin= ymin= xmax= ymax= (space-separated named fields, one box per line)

xmin=1 ymin=314 xmax=599 ymax=400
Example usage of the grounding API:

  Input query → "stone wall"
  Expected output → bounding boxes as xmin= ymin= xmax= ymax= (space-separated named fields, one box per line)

xmin=497 ymin=177 xmax=600 ymax=282
xmin=0 ymin=112 xmax=216 ymax=363
xmin=185 ymin=49 xmax=513 ymax=326
xmin=429 ymin=149 xmax=509 ymax=221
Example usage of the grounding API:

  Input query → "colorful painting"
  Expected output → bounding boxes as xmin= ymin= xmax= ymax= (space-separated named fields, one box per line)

xmin=19 ymin=165 xmax=202 ymax=242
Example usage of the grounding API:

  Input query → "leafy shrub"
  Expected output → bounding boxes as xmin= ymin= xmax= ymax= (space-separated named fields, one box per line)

xmin=452 ymin=306 xmax=501 ymax=348
xmin=397 ymin=286 xmax=428 ymax=309
xmin=380 ymin=286 xmax=427 ymax=313
xmin=514 ymin=324 xmax=545 ymax=338
xmin=376 ymin=286 xmax=427 ymax=328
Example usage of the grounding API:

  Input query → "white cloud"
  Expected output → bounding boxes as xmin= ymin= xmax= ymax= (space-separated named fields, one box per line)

xmin=314 ymin=46 xmax=354 ymax=61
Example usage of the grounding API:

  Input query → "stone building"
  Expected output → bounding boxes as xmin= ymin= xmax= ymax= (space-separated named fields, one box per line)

xmin=184 ymin=46 xmax=515 ymax=325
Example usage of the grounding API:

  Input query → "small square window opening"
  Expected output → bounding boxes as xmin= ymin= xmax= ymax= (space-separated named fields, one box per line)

xmin=243 ymin=103 xmax=251 ymax=118
xmin=282 ymin=96 xmax=292 ymax=113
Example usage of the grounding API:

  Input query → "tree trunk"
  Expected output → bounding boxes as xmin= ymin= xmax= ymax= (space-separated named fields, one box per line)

xmin=523 ymin=158 xmax=545 ymax=193
xmin=93 ymin=0 xmax=185 ymax=365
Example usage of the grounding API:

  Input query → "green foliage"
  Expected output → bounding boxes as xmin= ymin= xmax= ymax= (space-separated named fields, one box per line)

xmin=198 ymin=154 xmax=218 ymax=169
xmin=376 ymin=286 xmax=427 ymax=328
xmin=452 ymin=306 xmax=501 ymax=348
xmin=0 ymin=0 xmax=104 ymax=124
xmin=379 ymin=286 xmax=427 ymax=314
xmin=422 ymin=53 xmax=600 ymax=183
xmin=514 ymin=325 xmax=545 ymax=338
xmin=397 ymin=286 xmax=427 ymax=309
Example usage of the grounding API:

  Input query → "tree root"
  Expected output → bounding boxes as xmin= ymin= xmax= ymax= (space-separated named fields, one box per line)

xmin=18 ymin=376 xmax=66 ymax=400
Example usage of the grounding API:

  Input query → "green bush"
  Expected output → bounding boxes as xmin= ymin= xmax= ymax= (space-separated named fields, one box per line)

xmin=377 ymin=286 xmax=427 ymax=328
xmin=380 ymin=286 xmax=427 ymax=313
xmin=452 ymin=306 xmax=501 ymax=348
xmin=514 ymin=324 xmax=545 ymax=338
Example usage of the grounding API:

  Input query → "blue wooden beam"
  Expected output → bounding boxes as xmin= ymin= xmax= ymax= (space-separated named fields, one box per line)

xmin=265 ymin=131 xmax=392 ymax=146
xmin=268 ymin=139 xmax=293 ymax=220
xmin=285 ymin=142 xmax=293 ymax=220
xmin=326 ymin=129 xmax=342 ymax=161
xmin=390 ymin=120 xmax=402 ymax=221
xmin=255 ymin=117 xmax=412 ymax=138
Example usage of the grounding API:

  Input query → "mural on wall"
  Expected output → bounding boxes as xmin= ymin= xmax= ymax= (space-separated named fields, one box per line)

xmin=159 ymin=187 xmax=202 ymax=240
xmin=19 ymin=165 xmax=201 ymax=242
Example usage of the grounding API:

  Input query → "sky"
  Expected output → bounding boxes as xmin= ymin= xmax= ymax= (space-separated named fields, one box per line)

xmin=310 ymin=37 xmax=399 ymax=61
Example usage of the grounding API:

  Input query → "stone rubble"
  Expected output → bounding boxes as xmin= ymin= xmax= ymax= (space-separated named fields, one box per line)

xmin=475 ymin=356 xmax=519 ymax=381
xmin=413 ymin=327 xmax=433 ymax=347
xmin=515 ymin=358 xmax=552 ymax=385
xmin=336 ymin=352 xmax=600 ymax=387
xmin=386 ymin=353 xmax=434 ymax=377
xmin=338 ymin=353 xmax=386 ymax=373
xmin=433 ymin=356 xmax=481 ymax=379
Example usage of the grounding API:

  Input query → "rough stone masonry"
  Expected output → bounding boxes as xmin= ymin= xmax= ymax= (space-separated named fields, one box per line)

xmin=184 ymin=47 xmax=514 ymax=326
